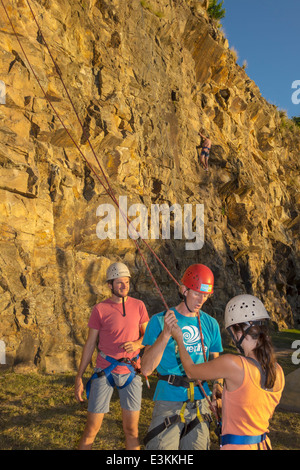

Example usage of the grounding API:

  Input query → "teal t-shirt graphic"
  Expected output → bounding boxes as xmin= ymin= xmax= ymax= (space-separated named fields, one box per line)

xmin=143 ymin=308 xmax=223 ymax=401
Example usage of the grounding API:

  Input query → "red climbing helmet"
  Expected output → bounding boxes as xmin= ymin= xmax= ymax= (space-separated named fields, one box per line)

xmin=181 ymin=264 xmax=214 ymax=294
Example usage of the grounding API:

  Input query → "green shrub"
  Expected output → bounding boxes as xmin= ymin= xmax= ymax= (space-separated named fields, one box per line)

xmin=207 ymin=0 xmax=226 ymax=20
xmin=291 ymin=116 xmax=300 ymax=128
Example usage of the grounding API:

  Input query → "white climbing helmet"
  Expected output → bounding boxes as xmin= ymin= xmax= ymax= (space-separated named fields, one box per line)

xmin=225 ymin=294 xmax=270 ymax=329
xmin=106 ymin=262 xmax=131 ymax=282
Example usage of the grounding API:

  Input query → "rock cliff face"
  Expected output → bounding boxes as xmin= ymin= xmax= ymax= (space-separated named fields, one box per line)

xmin=0 ymin=0 xmax=299 ymax=372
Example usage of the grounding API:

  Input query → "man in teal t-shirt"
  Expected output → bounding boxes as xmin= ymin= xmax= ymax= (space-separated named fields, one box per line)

xmin=141 ymin=264 xmax=223 ymax=450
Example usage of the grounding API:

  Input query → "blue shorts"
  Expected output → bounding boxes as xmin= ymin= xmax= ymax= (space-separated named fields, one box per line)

xmin=201 ymin=148 xmax=210 ymax=158
xmin=87 ymin=370 xmax=143 ymax=413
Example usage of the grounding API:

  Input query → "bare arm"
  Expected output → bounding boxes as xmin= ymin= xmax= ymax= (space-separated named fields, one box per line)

xmin=172 ymin=326 xmax=243 ymax=391
xmin=140 ymin=332 xmax=170 ymax=377
xmin=140 ymin=310 xmax=177 ymax=377
xmin=122 ymin=321 xmax=149 ymax=354
xmin=209 ymin=352 xmax=224 ymax=404
xmin=75 ymin=328 xmax=99 ymax=402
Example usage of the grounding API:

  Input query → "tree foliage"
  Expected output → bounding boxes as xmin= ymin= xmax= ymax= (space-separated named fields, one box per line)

xmin=207 ymin=0 xmax=226 ymax=20
xmin=291 ymin=116 xmax=300 ymax=127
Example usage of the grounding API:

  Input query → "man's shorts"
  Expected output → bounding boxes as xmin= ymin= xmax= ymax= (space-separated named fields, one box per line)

xmin=87 ymin=369 xmax=143 ymax=414
xmin=201 ymin=149 xmax=210 ymax=158
xmin=145 ymin=399 xmax=211 ymax=450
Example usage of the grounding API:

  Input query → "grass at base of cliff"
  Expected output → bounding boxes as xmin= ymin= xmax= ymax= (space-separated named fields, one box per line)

xmin=0 ymin=330 xmax=299 ymax=451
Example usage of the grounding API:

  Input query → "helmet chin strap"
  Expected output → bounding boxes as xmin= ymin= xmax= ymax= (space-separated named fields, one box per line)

xmin=227 ymin=321 xmax=262 ymax=354
xmin=122 ymin=296 xmax=126 ymax=317
xmin=183 ymin=295 xmax=193 ymax=313
xmin=111 ymin=280 xmax=126 ymax=317
xmin=227 ymin=327 xmax=245 ymax=354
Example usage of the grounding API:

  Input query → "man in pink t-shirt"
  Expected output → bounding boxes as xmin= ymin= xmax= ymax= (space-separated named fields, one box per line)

xmin=75 ymin=262 xmax=149 ymax=450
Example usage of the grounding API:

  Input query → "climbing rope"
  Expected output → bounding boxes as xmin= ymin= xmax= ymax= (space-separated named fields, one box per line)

xmin=0 ymin=0 xmax=173 ymax=311
xmin=25 ymin=0 xmax=182 ymax=291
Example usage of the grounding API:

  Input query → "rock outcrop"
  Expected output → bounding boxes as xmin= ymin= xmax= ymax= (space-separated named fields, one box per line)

xmin=0 ymin=0 xmax=299 ymax=372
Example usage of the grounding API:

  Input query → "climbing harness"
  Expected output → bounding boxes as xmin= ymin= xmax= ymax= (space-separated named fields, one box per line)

xmin=99 ymin=351 xmax=137 ymax=388
xmin=86 ymin=354 xmax=137 ymax=399
xmin=86 ymin=351 xmax=149 ymax=399
xmin=143 ymin=378 xmax=212 ymax=446
xmin=179 ymin=305 xmax=222 ymax=426
xmin=85 ymin=369 xmax=105 ymax=399
xmin=220 ymin=433 xmax=269 ymax=448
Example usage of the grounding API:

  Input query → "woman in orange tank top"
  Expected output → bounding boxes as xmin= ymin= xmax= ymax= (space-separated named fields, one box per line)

xmin=170 ymin=294 xmax=285 ymax=450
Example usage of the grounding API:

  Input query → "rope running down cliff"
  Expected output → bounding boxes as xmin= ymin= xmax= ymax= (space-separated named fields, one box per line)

xmin=1 ymin=0 xmax=176 ymax=311
xmin=25 ymin=0 xmax=182 ymax=296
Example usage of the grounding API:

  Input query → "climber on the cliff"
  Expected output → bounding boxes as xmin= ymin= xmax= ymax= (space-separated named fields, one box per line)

xmin=140 ymin=264 xmax=223 ymax=451
xmin=74 ymin=262 xmax=149 ymax=450
xmin=197 ymin=131 xmax=211 ymax=171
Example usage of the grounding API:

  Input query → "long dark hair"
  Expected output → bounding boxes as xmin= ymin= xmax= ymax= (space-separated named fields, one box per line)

xmin=231 ymin=322 xmax=277 ymax=389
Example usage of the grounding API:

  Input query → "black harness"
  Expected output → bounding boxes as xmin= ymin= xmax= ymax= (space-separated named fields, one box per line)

xmin=143 ymin=374 xmax=212 ymax=447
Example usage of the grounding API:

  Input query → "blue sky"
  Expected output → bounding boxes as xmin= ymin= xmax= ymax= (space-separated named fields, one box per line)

xmin=221 ymin=0 xmax=300 ymax=117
